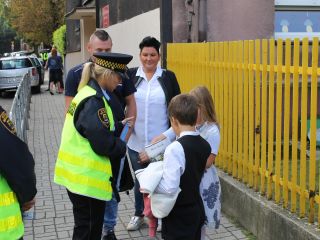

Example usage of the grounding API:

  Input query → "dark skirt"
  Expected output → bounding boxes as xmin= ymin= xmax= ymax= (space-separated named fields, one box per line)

xmin=49 ymin=69 xmax=62 ymax=84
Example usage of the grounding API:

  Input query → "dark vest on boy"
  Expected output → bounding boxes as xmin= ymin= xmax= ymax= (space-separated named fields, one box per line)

xmin=162 ymin=135 xmax=211 ymax=240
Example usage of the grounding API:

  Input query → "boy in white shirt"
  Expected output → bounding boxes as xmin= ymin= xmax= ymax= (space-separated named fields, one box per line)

xmin=155 ymin=94 xmax=211 ymax=240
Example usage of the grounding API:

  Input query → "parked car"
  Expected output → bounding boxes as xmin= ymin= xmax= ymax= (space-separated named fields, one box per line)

xmin=0 ymin=56 xmax=41 ymax=93
xmin=29 ymin=56 xmax=45 ymax=85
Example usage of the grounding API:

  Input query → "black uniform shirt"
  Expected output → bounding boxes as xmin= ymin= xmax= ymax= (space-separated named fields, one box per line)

xmin=0 ymin=106 xmax=37 ymax=205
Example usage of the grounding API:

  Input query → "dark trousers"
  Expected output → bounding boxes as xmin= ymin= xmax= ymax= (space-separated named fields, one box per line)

xmin=162 ymin=204 xmax=204 ymax=240
xmin=67 ymin=190 xmax=106 ymax=240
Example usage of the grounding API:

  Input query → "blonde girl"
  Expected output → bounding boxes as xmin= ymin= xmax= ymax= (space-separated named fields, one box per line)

xmin=190 ymin=86 xmax=221 ymax=240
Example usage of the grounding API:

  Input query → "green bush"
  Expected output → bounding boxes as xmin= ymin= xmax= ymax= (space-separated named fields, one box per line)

xmin=53 ymin=24 xmax=66 ymax=56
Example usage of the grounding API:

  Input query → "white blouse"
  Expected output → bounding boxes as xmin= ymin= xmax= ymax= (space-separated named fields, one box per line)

xmin=128 ymin=66 xmax=170 ymax=152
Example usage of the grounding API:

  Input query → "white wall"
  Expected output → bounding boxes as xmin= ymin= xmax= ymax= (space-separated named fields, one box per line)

xmin=64 ymin=51 xmax=82 ymax=79
xmin=105 ymin=8 xmax=161 ymax=68
xmin=81 ymin=17 xmax=96 ymax=62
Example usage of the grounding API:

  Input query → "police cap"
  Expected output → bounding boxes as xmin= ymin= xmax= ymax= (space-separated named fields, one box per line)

xmin=93 ymin=52 xmax=133 ymax=73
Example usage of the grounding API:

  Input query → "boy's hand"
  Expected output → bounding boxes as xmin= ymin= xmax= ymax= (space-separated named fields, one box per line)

xmin=121 ymin=116 xmax=134 ymax=128
xmin=139 ymin=151 xmax=150 ymax=163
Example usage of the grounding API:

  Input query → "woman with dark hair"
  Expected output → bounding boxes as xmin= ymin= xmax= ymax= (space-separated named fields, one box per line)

xmin=126 ymin=36 xmax=181 ymax=234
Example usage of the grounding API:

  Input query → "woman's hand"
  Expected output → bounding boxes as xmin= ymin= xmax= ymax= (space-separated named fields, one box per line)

xmin=121 ymin=116 xmax=134 ymax=128
xmin=139 ymin=151 xmax=150 ymax=163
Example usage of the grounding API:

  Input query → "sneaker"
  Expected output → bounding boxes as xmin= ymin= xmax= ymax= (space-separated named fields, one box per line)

xmin=126 ymin=216 xmax=144 ymax=231
xmin=156 ymin=224 xmax=162 ymax=232
xmin=102 ymin=230 xmax=117 ymax=240
xmin=157 ymin=219 xmax=162 ymax=232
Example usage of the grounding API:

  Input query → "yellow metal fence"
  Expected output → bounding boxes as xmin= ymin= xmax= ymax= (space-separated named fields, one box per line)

xmin=167 ymin=38 xmax=320 ymax=225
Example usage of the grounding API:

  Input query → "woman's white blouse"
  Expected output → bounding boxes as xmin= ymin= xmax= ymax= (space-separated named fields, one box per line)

xmin=127 ymin=66 xmax=169 ymax=152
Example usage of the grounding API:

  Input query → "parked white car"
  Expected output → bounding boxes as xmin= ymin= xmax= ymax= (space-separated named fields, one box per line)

xmin=0 ymin=56 xmax=41 ymax=93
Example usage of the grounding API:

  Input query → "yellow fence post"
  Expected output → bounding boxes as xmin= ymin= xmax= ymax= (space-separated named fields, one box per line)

xmin=260 ymin=39 xmax=268 ymax=195
xmin=300 ymin=37 xmax=309 ymax=218
xmin=283 ymin=38 xmax=291 ymax=208
xmin=309 ymin=37 xmax=318 ymax=224
xmin=243 ymin=40 xmax=249 ymax=184
xmin=238 ymin=41 xmax=244 ymax=181
xmin=275 ymin=38 xmax=283 ymax=204
xmin=254 ymin=39 xmax=261 ymax=191
xmin=228 ymin=42 xmax=233 ymax=174
xmin=232 ymin=41 xmax=238 ymax=178
xmin=267 ymin=39 xmax=275 ymax=200
xmin=248 ymin=40 xmax=255 ymax=187
xmin=291 ymin=38 xmax=300 ymax=213
xmin=219 ymin=42 xmax=225 ymax=168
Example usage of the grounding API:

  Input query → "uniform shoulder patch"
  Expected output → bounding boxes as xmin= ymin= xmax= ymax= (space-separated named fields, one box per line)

xmin=0 ymin=110 xmax=17 ymax=135
xmin=97 ymin=108 xmax=110 ymax=129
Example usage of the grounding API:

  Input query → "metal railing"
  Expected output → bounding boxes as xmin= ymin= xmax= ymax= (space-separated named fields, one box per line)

xmin=167 ymin=38 xmax=320 ymax=225
xmin=9 ymin=73 xmax=31 ymax=143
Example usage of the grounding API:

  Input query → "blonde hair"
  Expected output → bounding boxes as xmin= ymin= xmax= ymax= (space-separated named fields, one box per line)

xmin=78 ymin=62 xmax=118 ymax=91
xmin=189 ymin=86 xmax=219 ymax=125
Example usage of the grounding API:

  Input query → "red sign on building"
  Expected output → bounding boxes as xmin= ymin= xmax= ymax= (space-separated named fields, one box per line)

xmin=102 ymin=5 xmax=109 ymax=28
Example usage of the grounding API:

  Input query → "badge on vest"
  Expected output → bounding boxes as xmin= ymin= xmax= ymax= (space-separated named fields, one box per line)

xmin=98 ymin=108 xmax=110 ymax=128
xmin=0 ymin=110 xmax=17 ymax=135
xmin=67 ymin=102 xmax=77 ymax=116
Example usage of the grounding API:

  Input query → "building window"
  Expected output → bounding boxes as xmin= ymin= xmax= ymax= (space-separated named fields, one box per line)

xmin=275 ymin=0 xmax=320 ymax=39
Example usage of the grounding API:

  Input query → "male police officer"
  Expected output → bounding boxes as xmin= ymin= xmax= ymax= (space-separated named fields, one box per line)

xmin=0 ymin=106 xmax=37 ymax=239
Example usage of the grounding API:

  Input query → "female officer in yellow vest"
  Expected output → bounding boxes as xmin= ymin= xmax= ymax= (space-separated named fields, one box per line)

xmin=0 ymin=105 xmax=37 ymax=240
xmin=54 ymin=52 xmax=133 ymax=240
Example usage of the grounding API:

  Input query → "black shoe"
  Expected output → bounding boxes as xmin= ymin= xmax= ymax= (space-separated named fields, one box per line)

xmin=45 ymin=89 xmax=50 ymax=91
xmin=102 ymin=230 xmax=117 ymax=240
xmin=49 ymin=91 xmax=54 ymax=95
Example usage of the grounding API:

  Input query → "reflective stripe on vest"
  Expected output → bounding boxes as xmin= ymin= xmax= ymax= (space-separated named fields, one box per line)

xmin=0 ymin=175 xmax=24 ymax=240
xmin=54 ymin=85 xmax=114 ymax=201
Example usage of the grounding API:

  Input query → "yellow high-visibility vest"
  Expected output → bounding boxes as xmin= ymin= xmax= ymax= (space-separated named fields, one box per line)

xmin=0 ymin=174 xmax=24 ymax=240
xmin=54 ymin=85 xmax=114 ymax=201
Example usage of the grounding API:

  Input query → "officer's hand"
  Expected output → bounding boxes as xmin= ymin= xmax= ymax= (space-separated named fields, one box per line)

xmin=22 ymin=198 xmax=36 ymax=211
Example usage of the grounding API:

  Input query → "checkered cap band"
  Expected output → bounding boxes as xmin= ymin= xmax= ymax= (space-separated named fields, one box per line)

xmin=95 ymin=58 xmax=126 ymax=72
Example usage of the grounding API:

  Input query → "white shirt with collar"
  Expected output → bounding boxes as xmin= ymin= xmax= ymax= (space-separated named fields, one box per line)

xmin=128 ymin=66 xmax=169 ymax=152
xmin=156 ymin=131 xmax=199 ymax=195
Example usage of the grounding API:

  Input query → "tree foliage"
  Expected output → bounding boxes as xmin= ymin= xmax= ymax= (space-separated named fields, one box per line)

xmin=53 ymin=24 xmax=66 ymax=56
xmin=0 ymin=0 xmax=17 ymax=54
xmin=7 ymin=0 xmax=66 ymax=46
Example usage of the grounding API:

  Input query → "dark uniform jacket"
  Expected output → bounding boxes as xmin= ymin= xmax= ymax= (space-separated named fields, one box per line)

xmin=73 ymin=80 xmax=126 ymax=160
xmin=65 ymin=63 xmax=135 ymax=192
xmin=0 ymin=106 xmax=37 ymax=205
xmin=73 ymin=80 xmax=133 ymax=194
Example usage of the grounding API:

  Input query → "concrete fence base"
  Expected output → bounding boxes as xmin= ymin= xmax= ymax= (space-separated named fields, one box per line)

xmin=218 ymin=170 xmax=320 ymax=240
